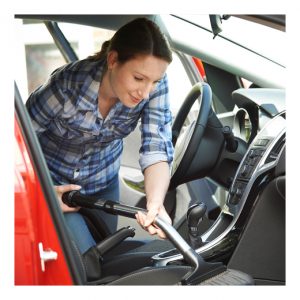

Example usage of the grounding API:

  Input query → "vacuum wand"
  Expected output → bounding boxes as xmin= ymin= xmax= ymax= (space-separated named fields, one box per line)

xmin=62 ymin=190 xmax=194 ymax=256
xmin=62 ymin=190 xmax=225 ymax=284
xmin=62 ymin=190 xmax=148 ymax=218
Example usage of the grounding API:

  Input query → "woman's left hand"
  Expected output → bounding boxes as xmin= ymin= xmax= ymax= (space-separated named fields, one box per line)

xmin=54 ymin=184 xmax=82 ymax=213
xmin=135 ymin=203 xmax=171 ymax=239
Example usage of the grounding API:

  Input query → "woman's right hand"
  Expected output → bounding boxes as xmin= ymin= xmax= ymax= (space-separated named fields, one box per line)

xmin=54 ymin=184 xmax=82 ymax=213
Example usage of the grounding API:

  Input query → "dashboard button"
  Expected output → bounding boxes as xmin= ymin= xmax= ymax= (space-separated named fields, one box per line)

xmin=228 ymin=181 xmax=247 ymax=205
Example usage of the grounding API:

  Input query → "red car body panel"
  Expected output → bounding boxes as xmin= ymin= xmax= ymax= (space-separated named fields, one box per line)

xmin=192 ymin=57 xmax=206 ymax=79
xmin=14 ymin=116 xmax=73 ymax=285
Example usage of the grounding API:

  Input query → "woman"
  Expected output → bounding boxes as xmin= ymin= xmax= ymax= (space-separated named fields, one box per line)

xmin=26 ymin=17 xmax=174 ymax=254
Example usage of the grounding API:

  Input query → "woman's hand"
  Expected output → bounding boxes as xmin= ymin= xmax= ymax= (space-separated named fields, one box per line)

xmin=54 ymin=184 xmax=82 ymax=213
xmin=138 ymin=162 xmax=172 ymax=239
xmin=135 ymin=203 xmax=171 ymax=239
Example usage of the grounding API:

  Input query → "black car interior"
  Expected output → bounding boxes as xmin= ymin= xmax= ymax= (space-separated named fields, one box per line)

xmin=55 ymin=85 xmax=286 ymax=285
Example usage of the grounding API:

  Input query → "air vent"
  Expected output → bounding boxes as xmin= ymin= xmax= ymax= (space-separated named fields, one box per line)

xmin=265 ymin=133 xmax=285 ymax=164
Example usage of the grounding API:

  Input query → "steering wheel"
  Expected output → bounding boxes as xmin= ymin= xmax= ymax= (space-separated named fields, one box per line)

xmin=170 ymin=82 xmax=212 ymax=189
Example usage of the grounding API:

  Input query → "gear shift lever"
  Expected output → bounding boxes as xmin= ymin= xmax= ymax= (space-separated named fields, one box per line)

xmin=187 ymin=203 xmax=207 ymax=249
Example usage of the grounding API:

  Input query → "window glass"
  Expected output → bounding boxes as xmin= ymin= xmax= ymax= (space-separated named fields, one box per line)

xmin=57 ymin=22 xmax=115 ymax=60
xmin=241 ymin=77 xmax=253 ymax=88
xmin=15 ymin=20 xmax=115 ymax=99
xmin=167 ymin=53 xmax=193 ymax=117
xmin=179 ymin=15 xmax=285 ymax=66
xmin=25 ymin=43 xmax=73 ymax=93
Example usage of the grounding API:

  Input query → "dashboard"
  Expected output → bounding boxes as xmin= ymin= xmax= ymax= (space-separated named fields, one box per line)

xmin=152 ymin=87 xmax=286 ymax=266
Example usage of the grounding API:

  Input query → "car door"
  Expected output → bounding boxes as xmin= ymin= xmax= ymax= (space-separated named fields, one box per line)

xmin=15 ymin=84 xmax=83 ymax=285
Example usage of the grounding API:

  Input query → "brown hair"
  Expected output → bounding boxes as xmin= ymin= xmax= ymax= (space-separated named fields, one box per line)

xmin=89 ymin=17 xmax=172 ymax=64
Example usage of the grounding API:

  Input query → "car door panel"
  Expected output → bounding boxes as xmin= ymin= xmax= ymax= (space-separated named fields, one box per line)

xmin=15 ymin=117 xmax=74 ymax=285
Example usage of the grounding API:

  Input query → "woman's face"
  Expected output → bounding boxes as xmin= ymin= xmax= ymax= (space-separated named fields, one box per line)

xmin=107 ymin=52 xmax=169 ymax=108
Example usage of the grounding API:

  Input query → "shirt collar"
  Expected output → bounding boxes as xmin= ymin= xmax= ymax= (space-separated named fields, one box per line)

xmin=75 ymin=59 xmax=106 ymax=112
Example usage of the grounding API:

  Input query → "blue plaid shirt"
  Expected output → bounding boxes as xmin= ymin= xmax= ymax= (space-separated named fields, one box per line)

xmin=26 ymin=58 xmax=174 ymax=194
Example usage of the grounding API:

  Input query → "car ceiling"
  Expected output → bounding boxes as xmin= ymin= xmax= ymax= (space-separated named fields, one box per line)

xmin=15 ymin=14 xmax=285 ymax=32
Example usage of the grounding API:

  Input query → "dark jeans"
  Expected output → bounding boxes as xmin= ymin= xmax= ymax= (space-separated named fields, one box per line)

xmin=64 ymin=176 xmax=120 ymax=254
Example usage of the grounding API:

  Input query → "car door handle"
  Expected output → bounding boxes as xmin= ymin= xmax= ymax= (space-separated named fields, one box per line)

xmin=38 ymin=242 xmax=58 ymax=272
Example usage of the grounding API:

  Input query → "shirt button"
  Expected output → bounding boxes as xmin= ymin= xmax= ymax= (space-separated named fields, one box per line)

xmin=74 ymin=169 xmax=80 ymax=179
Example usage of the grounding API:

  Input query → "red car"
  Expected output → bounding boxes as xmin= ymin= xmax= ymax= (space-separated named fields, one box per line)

xmin=14 ymin=14 xmax=286 ymax=286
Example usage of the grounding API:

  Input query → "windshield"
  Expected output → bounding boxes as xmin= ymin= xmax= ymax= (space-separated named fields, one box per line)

xmin=176 ymin=15 xmax=286 ymax=67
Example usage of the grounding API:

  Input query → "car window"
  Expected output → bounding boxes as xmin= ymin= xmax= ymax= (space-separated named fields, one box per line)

xmin=57 ymin=22 xmax=115 ymax=59
xmin=15 ymin=20 xmax=115 ymax=99
xmin=166 ymin=53 xmax=193 ymax=116
xmin=178 ymin=15 xmax=285 ymax=67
